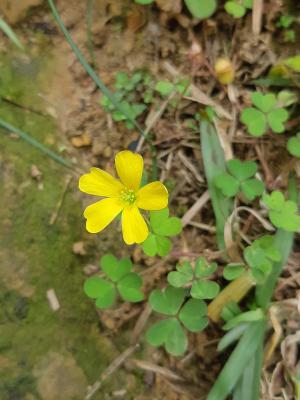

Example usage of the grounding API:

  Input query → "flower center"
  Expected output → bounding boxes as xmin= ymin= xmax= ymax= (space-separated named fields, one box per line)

xmin=120 ymin=188 xmax=136 ymax=204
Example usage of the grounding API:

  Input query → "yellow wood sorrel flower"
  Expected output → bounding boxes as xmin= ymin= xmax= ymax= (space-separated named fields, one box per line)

xmin=79 ymin=150 xmax=168 ymax=245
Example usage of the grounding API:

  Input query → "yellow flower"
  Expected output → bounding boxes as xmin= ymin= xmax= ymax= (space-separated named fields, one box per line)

xmin=79 ymin=150 xmax=168 ymax=245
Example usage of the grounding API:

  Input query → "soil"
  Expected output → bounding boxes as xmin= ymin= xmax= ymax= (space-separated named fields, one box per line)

xmin=0 ymin=0 xmax=299 ymax=399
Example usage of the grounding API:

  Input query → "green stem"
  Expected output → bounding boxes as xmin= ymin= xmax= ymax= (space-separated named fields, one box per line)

xmin=0 ymin=117 xmax=72 ymax=168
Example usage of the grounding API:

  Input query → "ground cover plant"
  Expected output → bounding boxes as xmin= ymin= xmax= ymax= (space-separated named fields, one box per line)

xmin=1 ymin=0 xmax=300 ymax=399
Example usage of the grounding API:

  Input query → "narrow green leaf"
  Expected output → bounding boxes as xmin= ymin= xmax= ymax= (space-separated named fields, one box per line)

xmin=217 ymin=322 xmax=249 ymax=352
xmin=200 ymin=119 xmax=234 ymax=249
xmin=207 ymin=320 xmax=266 ymax=400
xmin=223 ymin=309 xmax=264 ymax=331
xmin=0 ymin=18 xmax=24 ymax=49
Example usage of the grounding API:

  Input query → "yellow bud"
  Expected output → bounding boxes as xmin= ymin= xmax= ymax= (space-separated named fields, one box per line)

xmin=214 ymin=58 xmax=234 ymax=85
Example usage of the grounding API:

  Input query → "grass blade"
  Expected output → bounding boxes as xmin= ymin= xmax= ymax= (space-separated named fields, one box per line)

xmin=207 ymin=319 xmax=266 ymax=400
xmin=0 ymin=117 xmax=72 ymax=168
xmin=0 ymin=18 xmax=24 ymax=50
xmin=200 ymin=118 xmax=233 ymax=250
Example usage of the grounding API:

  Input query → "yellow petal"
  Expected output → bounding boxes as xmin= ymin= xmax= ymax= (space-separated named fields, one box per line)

xmin=115 ymin=150 xmax=143 ymax=190
xmin=84 ymin=198 xmax=123 ymax=233
xmin=122 ymin=205 xmax=148 ymax=245
xmin=136 ymin=181 xmax=168 ymax=210
xmin=79 ymin=167 xmax=124 ymax=197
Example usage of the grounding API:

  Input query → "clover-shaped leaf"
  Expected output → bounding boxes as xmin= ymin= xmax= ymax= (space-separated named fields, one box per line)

xmin=195 ymin=257 xmax=217 ymax=278
xmin=215 ymin=159 xmax=264 ymax=201
xmin=142 ymin=208 xmax=182 ymax=257
xmin=243 ymin=235 xmax=282 ymax=283
xmin=117 ymin=273 xmax=144 ymax=302
xmin=167 ymin=261 xmax=194 ymax=287
xmin=178 ymin=299 xmax=208 ymax=332
xmin=100 ymin=254 xmax=132 ymax=282
xmin=225 ymin=0 xmax=252 ymax=18
xmin=149 ymin=287 xmax=185 ymax=316
xmin=84 ymin=255 xmax=144 ymax=308
xmin=241 ymin=92 xmax=289 ymax=136
xmin=287 ymin=132 xmax=300 ymax=158
xmin=263 ymin=191 xmax=300 ymax=232
xmin=150 ymin=208 xmax=182 ymax=237
xmin=146 ymin=318 xmax=187 ymax=356
xmin=84 ymin=277 xmax=116 ymax=308
xmin=191 ymin=280 xmax=220 ymax=300
xmin=223 ymin=264 xmax=245 ymax=281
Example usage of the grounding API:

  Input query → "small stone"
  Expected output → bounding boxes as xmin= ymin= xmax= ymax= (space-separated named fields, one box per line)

xmin=72 ymin=241 xmax=87 ymax=256
xmin=70 ymin=133 xmax=92 ymax=148
xmin=103 ymin=146 xmax=112 ymax=158
xmin=91 ymin=141 xmax=103 ymax=156
xmin=83 ymin=264 xmax=99 ymax=276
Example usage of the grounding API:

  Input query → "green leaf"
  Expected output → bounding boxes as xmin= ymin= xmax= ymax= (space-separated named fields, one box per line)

xmin=207 ymin=320 xmax=266 ymax=400
xmin=142 ymin=233 xmax=172 ymax=257
xmin=240 ymin=178 xmax=265 ymax=201
xmin=149 ymin=287 xmax=185 ymax=315
xmin=221 ymin=301 xmax=242 ymax=322
xmin=191 ymin=280 xmax=220 ymax=300
xmin=155 ymin=81 xmax=174 ymax=96
xmin=214 ymin=173 xmax=239 ymax=197
xmin=223 ymin=309 xmax=265 ymax=331
xmin=243 ymin=0 xmax=253 ymax=8
xmin=251 ymin=92 xmax=276 ymax=113
xmin=287 ymin=133 xmax=300 ymax=158
xmin=167 ymin=262 xmax=194 ymax=288
xmin=267 ymin=108 xmax=289 ymax=133
xmin=184 ymin=0 xmax=217 ymax=19
xmin=241 ymin=108 xmax=267 ymax=136
xmin=262 ymin=191 xmax=285 ymax=211
xmin=146 ymin=318 xmax=188 ymax=356
xmin=218 ymin=323 xmax=249 ymax=352
xmin=117 ymin=273 xmax=144 ymax=302
xmin=134 ymin=0 xmax=154 ymax=4
xmin=227 ymin=159 xmax=257 ymax=181
xmin=150 ymin=208 xmax=182 ymax=237
xmin=283 ymin=55 xmax=300 ymax=73
xmin=195 ymin=258 xmax=217 ymax=278
xmin=225 ymin=2 xmax=246 ymax=18
xmin=179 ymin=299 xmax=208 ymax=332
xmin=223 ymin=264 xmax=245 ymax=281
xmin=100 ymin=254 xmax=132 ymax=282
xmin=84 ymin=277 xmax=116 ymax=308
xmin=0 ymin=18 xmax=24 ymax=49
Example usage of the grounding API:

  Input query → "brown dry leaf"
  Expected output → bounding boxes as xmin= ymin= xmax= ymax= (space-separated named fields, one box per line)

xmin=71 ymin=133 xmax=92 ymax=148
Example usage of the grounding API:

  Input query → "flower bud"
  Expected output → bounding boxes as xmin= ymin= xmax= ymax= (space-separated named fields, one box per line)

xmin=214 ymin=58 xmax=234 ymax=84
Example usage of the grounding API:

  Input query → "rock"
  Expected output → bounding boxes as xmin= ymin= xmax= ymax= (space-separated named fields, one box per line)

xmin=72 ymin=241 xmax=87 ymax=256
xmin=70 ymin=133 xmax=92 ymax=148
xmin=0 ymin=0 xmax=43 ymax=24
xmin=34 ymin=352 xmax=87 ymax=400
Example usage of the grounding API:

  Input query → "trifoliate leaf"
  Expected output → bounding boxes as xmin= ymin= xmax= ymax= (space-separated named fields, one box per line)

xmin=214 ymin=173 xmax=239 ymax=197
xmin=100 ymin=254 xmax=132 ymax=282
xmin=149 ymin=287 xmax=185 ymax=316
xmin=146 ymin=318 xmax=187 ymax=356
xmin=240 ymin=178 xmax=265 ymax=201
xmin=263 ymin=191 xmax=285 ymax=211
xmin=267 ymin=108 xmax=289 ymax=133
xmin=251 ymin=92 xmax=276 ymax=113
xmin=167 ymin=262 xmax=194 ymax=288
xmin=227 ymin=159 xmax=257 ymax=181
xmin=241 ymin=107 xmax=267 ymax=136
xmin=150 ymin=208 xmax=182 ymax=237
xmin=185 ymin=0 xmax=217 ymax=19
xmin=195 ymin=258 xmax=218 ymax=278
xmin=225 ymin=2 xmax=246 ymax=18
xmin=142 ymin=233 xmax=172 ymax=257
xmin=117 ymin=273 xmax=144 ymax=302
xmin=287 ymin=133 xmax=300 ymax=158
xmin=179 ymin=299 xmax=208 ymax=332
xmin=155 ymin=81 xmax=174 ymax=96
xmin=84 ymin=277 xmax=116 ymax=308
xmin=223 ymin=264 xmax=245 ymax=281
xmin=191 ymin=280 xmax=220 ymax=300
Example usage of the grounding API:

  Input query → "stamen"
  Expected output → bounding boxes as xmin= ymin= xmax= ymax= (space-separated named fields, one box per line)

xmin=120 ymin=188 xmax=136 ymax=204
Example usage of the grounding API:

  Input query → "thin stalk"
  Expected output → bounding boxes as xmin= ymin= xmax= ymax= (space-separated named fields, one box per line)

xmin=48 ymin=0 xmax=158 ymax=179
xmin=0 ymin=117 xmax=72 ymax=168
xmin=86 ymin=0 xmax=96 ymax=67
